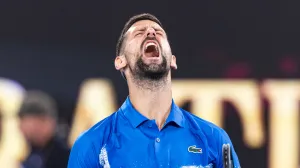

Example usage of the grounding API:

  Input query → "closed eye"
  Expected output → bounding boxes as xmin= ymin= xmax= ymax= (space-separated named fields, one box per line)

xmin=156 ymin=31 xmax=164 ymax=36
xmin=154 ymin=28 xmax=165 ymax=36
xmin=135 ymin=31 xmax=144 ymax=37
xmin=134 ymin=27 xmax=147 ymax=37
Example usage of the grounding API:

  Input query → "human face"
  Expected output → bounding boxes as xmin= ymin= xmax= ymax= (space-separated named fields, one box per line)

xmin=20 ymin=115 xmax=55 ymax=147
xmin=118 ymin=20 xmax=177 ymax=80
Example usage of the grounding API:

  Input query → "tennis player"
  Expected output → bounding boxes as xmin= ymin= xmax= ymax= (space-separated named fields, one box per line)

xmin=68 ymin=13 xmax=241 ymax=168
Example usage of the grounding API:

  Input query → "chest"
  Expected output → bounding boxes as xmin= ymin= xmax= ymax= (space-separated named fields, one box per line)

xmin=100 ymin=127 xmax=214 ymax=168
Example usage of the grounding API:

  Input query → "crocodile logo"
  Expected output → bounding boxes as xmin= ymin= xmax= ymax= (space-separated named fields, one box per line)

xmin=188 ymin=145 xmax=202 ymax=153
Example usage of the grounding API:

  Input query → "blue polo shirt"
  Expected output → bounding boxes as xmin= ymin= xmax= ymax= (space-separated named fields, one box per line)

xmin=68 ymin=97 xmax=241 ymax=168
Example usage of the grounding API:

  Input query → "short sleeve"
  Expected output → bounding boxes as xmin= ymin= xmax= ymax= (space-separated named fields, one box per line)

xmin=216 ymin=129 xmax=241 ymax=168
xmin=67 ymin=133 xmax=100 ymax=168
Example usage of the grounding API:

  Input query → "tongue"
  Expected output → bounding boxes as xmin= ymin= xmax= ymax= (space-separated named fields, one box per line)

xmin=144 ymin=45 xmax=159 ymax=57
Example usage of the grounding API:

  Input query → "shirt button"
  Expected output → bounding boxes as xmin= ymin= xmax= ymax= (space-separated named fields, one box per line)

xmin=156 ymin=138 xmax=160 ymax=143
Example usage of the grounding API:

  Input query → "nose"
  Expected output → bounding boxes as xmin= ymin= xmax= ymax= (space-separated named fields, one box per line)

xmin=146 ymin=28 xmax=156 ymax=37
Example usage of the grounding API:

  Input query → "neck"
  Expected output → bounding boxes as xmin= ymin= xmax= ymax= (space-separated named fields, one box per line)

xmin=128 ymin=76 xmax=172 ymax=130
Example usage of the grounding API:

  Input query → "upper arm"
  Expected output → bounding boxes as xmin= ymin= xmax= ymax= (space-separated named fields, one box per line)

xmin=67 ymin=134 xmax=100 ymax=168
xmin=216 ymin=129 xmax=241 ymax=168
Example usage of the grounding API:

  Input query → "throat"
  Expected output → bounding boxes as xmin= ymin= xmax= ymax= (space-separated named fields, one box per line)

xmin=143 ymin=101 xmax=171 ymax=130
xmin=135 ymin=78 xmax=167 ymax=91
xmin=131 ymin=69 xmax=170 ymax=92
xmin=128 ymin=87 xmax=173 ymax=130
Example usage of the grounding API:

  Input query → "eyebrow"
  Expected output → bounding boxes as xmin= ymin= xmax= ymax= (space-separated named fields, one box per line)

xmin=134 ymin=27 xmax=147 ymax=32
xmin=153 ymin=27 xmax=164 ymax=31
xmin=135 ymin=25 xmax=164 ymax=32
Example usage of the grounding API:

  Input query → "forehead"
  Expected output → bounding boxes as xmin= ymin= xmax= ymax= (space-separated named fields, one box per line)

xmin=126 ymin=20 xmax=164 ymax=34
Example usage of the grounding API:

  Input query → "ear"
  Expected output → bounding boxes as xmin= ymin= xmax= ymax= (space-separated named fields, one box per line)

xmin=115 ymin=55 xmax=127 ymax=70
xmin=170 ymin=55 xmax=177 ymax=70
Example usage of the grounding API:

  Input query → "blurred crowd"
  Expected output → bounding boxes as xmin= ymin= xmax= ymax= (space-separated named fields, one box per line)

xmin=15 ymin=91 xmax=69 ymax=168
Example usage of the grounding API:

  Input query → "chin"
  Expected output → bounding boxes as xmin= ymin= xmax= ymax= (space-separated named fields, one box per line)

xmin=142 ymin=56 xmax=162 ymax=65
xmin=134 ymin=54 xmax=169 ymax=79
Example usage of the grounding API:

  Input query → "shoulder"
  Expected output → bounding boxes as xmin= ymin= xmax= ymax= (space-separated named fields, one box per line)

xmin=71 ymin=111 xmax=118 ymax=152
xmin=181 ymin=109 xmax=236 ymax=163
xmin=68 ymin=112 xmax=120 ymax=167
xmin=181 ymin=109 xmax=229 ymax=142
xmin=46 ymin=137 xmax=70 ymax=167
xmin=51 ymin=136 xmax=70 ymax=153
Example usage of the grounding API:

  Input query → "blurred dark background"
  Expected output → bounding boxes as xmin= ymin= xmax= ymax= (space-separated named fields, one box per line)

xmin=0 ymin=0 xmax=299 ymax=168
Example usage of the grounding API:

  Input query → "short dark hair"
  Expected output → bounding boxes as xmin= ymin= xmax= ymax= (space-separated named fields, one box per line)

xmin=116 ymin=13 xmax=163 ymax=56
xmin=18 ymin=90 xmax=58 ymax=120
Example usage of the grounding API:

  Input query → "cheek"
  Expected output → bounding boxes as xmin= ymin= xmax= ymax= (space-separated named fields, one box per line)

xmin=126 ymin=40 xmax=142 ymax=54
xmin=38 ymin=120 xmax=54 ymax=134
xmin=20 ymin=120 xmax=38 ymax=139
xmin=125 ymin=41 xmax=142 ymax=65
xmin=21 ymin=119 xmax=36 ymax=132
xmin=160 ymin=40 xmax=172 ymax=54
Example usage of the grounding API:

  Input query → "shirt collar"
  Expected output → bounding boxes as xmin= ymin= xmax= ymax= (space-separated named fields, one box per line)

xmin=120 ymin=96 xmax=185 ymax=128
xmin=120 ymin=97 xmax=148 ymax=128
xmin=165 ymin=99 xmax=185 ymax=128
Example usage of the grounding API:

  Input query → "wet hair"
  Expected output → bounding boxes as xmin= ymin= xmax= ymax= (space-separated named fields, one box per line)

xmin=116 ymin=13 xmax=163 ymax=56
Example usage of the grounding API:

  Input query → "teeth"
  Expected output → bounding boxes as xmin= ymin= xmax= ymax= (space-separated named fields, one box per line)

xmin=145 ymin=42 xmax=157 ymax=50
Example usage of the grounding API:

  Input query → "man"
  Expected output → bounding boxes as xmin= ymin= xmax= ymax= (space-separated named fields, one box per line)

xmin=68 ymin=13 xmax=241 ymax=168
xmin=19 ymin=90 xmax=70 ymax=168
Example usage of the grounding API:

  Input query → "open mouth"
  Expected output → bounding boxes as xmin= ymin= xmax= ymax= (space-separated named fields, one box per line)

xmin=143 ymin=41 xmax=160 ymax=58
